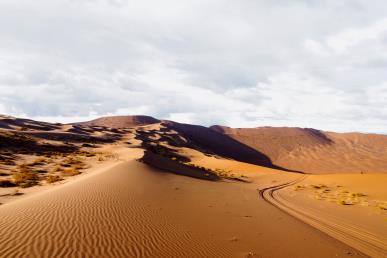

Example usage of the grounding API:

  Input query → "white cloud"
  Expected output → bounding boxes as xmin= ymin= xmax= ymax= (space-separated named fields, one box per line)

xmin=0 ymin=0 xmax=386 ymax=133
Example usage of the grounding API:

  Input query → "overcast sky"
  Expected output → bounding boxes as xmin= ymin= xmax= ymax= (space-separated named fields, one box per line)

xmin=0 ymin=0 xmax=386 ymax=133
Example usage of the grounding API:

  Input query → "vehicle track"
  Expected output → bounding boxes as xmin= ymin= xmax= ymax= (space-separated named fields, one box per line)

xmin=259 ymin=175 xmax=387 ymax=258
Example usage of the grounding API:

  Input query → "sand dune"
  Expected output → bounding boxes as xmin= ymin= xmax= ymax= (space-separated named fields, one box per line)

xmin=75 ymin=115 xmax=160 ymax=128
xmin=0 ymin=115 xmax=385 ymax=257
xmin=211 ymin=126 xmax=387 ymax=174
xmin=159 ymin=121 xmax=286 ymax=170
xmin=0 ymin=159 xmax=364 ymax=258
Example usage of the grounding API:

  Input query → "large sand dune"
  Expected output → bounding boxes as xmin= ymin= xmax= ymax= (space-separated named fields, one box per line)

xmin=0 ymin=115 xmax=385 ymax=257
xmin=0 ymin=159 xmax=364 ymax=258
xmin=211 ymin=126 xmax=387 ymax=174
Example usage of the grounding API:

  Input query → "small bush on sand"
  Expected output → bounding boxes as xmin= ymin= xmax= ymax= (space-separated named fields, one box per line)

xmin=52 ymin=165 xmax=64 ymax=172
xmin=63 ymin=156 xmax=84 ymax=166
xmin=293 ymin=185 xmax=305 ymax=191
xmin=378 ymin=203 xmax=387 ymax=210
xmin=30 ymin=157 xmax=47 ymax=166
xmin=46 ymin=175 xmax=63 ymax=184
xmin=85 ymin=152 xmax=96 ymax=157
xmin=337 ymin=199 xmax=354 ymax=205
xmin=13 ymin=165 xmax=39 ymax=188
xmin=61 ymin=168 xmax=81 ymax=177
xmin=311 ymin=184 xmax=327 ymax=189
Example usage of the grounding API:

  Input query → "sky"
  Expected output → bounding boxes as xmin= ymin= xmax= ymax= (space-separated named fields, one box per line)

xmin=0 ymin=0 xmax=386 ymax=133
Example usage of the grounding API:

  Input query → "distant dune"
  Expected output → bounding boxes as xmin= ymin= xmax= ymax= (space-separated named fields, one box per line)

xmin=210 ymin=126 xmax=387 ymax=174
xmin=75 ymin=115 xmax=160 ymax=128
xmin=163 ymin=121 xmax=282 ymax=170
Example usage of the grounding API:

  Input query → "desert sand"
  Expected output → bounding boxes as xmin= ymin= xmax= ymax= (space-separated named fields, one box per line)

xmin=0 ymin=115 xmax=386 ymax=257
xmin=211 ymin=126 xmax=387 ymax=174
xmin=0 ymin=159 xmax=365 ymax=257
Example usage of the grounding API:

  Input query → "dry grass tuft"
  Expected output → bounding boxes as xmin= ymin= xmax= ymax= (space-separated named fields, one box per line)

xmin=377 ymin=202 xmax=387 ymax=210
xmin=293 ymin=185 xmax=305 ymax=191
xmin=61 ymin=168 xmax=81 ymax=177
xmin=13 ymin=164 xmax=39 ymax=188
xmin=311 ymin=184 xmax=327 ymax=189
xmin=337 ymin=199 xmax=354 ymax=205
xmin=46 ymin=174 xmax=63 ymax=184
xmin=30 ymin=157 xmax=47 ymax=166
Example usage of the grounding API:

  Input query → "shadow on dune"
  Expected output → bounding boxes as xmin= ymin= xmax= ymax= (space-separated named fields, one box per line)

xmin=22 ymin=131 xmax=122 ymax=144
xmin=0 ymin=132 xmax=79 ymax=155
xmin=0 ymin=117 xmax=61 ymax=131
xmin=141 ymin=151 xmax=220 ymax=181
xmin=163 ymin=121 xmax=302 ymax=173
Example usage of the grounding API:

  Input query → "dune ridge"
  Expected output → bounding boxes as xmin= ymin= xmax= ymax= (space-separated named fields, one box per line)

xmin=75 ymin=115 xmax=160 ymax=128
xmin=211 ymin=125 xmax=387 ymax=174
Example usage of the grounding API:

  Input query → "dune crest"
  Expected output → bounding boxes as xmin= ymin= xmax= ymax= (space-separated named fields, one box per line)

xmin=75 ymin=115 xmax=160 ymax=128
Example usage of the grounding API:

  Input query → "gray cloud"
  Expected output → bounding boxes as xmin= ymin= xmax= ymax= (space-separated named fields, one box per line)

xmin=0 ymin=0 xmax=387 ymax=133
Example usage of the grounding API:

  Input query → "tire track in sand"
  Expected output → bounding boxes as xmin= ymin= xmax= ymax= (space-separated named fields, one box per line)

xmin=259 ymin=175 xmax=387 ymax=258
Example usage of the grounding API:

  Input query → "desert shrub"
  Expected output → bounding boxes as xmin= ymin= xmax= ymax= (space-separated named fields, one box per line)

xmin=311 ymin=184 xmax=327 ymax=189
xmin=61 ymin=168 xmax=81 ymax=177
xmin=337 ymin=199 xmax=353 ymax=205
xmin=0 ymin=179 xmax=16 ymax=187
xmin=13 ymin=165 xmax=39 ymax=188
xmin=46 ymin=175 xmax=63 ymax=184
xmin=85 ymin=152 xmax=96 ymax=157
xmin=64 ymin=156 xmax=83 ymax=165
xmin=378 ymin=203 xmax=387 ymax=210
xmin=293 ymin=185 xmax=305 ymax=191
xmin=61 ymin=156 xmax=86 ymax=170
xmin=30 ymin=157 xmax=47 ymax=166
xmin=52 ymin=165 xmax=64 ymax=172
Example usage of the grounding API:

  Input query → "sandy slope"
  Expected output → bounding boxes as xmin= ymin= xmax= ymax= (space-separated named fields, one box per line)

xmin=211 ymin=126 xmax=387 ymax=174
xmin=0 ymin=158 xmax=363 ymax=258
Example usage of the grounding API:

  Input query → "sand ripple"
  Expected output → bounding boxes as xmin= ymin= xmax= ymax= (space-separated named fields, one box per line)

xmin=0 ymin=161 xmax=229 ymax=258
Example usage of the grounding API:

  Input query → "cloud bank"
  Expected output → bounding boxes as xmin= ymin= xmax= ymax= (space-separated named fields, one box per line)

xmin=0 ymin=0 xmax=386 ymax=133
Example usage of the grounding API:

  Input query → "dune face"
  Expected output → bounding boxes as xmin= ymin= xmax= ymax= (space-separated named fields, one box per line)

xmin=75 ymin=115 xmax=160 ymax=128
xmin=164 ymin=121 xmax=281 ymax=170
xmin=0 ymin=161 xmax=365 ymax=258
xmin=211 ymin=126 xmax=387 ymax=174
